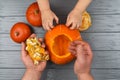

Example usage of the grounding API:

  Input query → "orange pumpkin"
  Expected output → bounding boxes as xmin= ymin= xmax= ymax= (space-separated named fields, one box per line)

xmin=45 ymin=24 xmax=82 ymax=65
xmin=26 ymin=2 xmax=42 ymax=27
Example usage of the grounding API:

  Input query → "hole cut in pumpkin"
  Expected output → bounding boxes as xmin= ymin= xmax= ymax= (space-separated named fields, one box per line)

xmin=45 ymin=24 xmax=82 ymax=65
xmin=53 ymin=35 xmax=71 ymax=56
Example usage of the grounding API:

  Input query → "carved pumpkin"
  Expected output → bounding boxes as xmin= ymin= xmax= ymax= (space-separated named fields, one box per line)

xmin=45 ymin=24 xmax=82 ymax=65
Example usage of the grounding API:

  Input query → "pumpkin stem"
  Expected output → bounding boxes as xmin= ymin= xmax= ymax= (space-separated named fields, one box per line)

xmin=15 ymin=32 xmax=19 ymax=36
xmin=35 ymin=10 xmax=39 ymax=15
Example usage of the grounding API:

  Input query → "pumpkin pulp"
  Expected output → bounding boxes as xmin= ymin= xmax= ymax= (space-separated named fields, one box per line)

xmin=53 ymin=35 xmax=71 ymax=57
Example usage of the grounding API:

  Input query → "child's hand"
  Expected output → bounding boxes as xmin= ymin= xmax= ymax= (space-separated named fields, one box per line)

xmin=41 ymin=9 xmax=59 ymax=30
xmin=21 ymin=34 xmax=47 ymax=72
xmin=66 ymin=9 xmax=82 ymax=29
xmin=69 ymin=40 xmax=93 ymax=76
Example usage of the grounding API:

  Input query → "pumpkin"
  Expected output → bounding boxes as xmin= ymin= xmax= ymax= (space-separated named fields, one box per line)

xmin=26 ymin=2 xmax=42 ymax=27
xmin=79 ymin=11 xmax=91 ymax=31
xmin=10 ymin=22 xmax=31 ymax=43
xmin=45 ymin=24 xmax=82 ymax=65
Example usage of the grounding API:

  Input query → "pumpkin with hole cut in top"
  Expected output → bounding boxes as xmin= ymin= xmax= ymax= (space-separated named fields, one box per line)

xmin=26 ymin=2 xmax=42 ymax=27
xmin=45 ymin=24 xmax=82 ymax=65
xmin=10 ymin=22 xmax=31 ymax=43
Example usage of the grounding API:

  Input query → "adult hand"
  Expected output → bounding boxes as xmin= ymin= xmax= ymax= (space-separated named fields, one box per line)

xmin=69 ymin=40 xmax=93 ymax=75
xmin=21 ymin=34 xmax=47 ymax=72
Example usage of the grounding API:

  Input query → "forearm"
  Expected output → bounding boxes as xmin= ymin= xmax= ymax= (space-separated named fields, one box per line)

xmin=22 ymin=69 xmax=42 ymax=80
xmin=74 ymin=0 xmax=92 ymax=13
xmin=77 ymin=73 xmax=94 ymax=80
xmin=37 ymin=0 xmax=51 ymax=11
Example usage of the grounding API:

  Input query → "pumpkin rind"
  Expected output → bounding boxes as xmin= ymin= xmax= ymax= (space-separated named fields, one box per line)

xmin=79 ymin=11 xmax=92 ymax=31
xmin=45 ymin=24 xmax=82 ymax=65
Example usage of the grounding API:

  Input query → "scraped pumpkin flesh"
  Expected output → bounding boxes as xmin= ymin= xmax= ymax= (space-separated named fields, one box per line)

xmin=26 ymin=37 xmax=49 ymax=65
xmin=53 ymin=35 xmax=71 ymax=56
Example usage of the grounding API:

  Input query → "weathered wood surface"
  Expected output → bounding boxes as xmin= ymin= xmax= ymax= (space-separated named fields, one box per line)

xmin=1 ymin=15 xmax=120 ymax=34
xmin=0 ymin=0 xmax=120 ymax=16
xmin=0 ymin=69 xmax=120 ymax=80
xmin=0 ymin=0 xmax=120 ymax=80
xmin=0 ymin=51 xmax=120 ymax=69
xmin=0 ymin=33 xmax=120 ymax=51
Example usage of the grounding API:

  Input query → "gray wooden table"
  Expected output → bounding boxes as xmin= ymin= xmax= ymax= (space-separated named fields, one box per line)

xmin=0 ymin=0 xmax=120 ymax=80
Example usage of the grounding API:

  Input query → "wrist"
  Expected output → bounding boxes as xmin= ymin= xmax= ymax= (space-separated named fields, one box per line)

xmin=26 ymin=69 xmax=42 ymax=76
xmin=40 ymin=9 xmax=51 ymax=14
xmin=22 ymin=69 xmax=42 ymax=80
xmin=73 ymin=8 xmax=83 ymax=14
xmin=77 ymin=72 xmax=93 ymax=80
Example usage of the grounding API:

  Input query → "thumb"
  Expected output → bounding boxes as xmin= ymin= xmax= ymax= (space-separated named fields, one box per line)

xmin=76 ymin=45 xmax=85 ymax=60
xmin=21 ymin=42 xmax=27 ymax=58
xmin=54 ymin=15 xmax=59 ymax=24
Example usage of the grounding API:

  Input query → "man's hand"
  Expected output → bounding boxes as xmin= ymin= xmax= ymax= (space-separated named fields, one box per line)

xmin=21 ymin=34 xmax=47 ymax=80
xmin=69 ymin=40 xmax=94 ymax=80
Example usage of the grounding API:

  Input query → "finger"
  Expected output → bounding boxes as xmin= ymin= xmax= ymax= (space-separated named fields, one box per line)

xmin=38 ymin=38 xmax=43 ymax=42
xmin=38 ymin=38 xmax=46 ymax=48
xmin=69 ymin=42 xmax=76 ymax=47
xmin=45 ymin=24 xmax=51 ymax=31
xmin=45 ymin=51 xmax=49 ymax=55
xmin=38 ymin=61 xmax=47 ymax=67
xmin=70 ymin=23 xmax=77 ymax=29
xmin=30 ymin=33 xmax=36 ymax=38
xmin=68 ymin=45 xmax=76 ymax=50
xmin=76 ymin=23 xmax=80 ymax=29
xmin=54 ymin=15 xmax=59 ymax=24
xmin=84 ymin=43 xmax=93 ymax=56
xmin=21 ymin=42 xmax=27 ymax=57
xmin=41 ymin=43 xmax=46 ymax=48
xmin=69 ymin=49 xmax=76 ymax=55
xmin=66 ymin=18 xmax=72 ymax=27
xmin=42 ymin=24 xmax=47 ymax=30
xmin=66 ymin=16 xmax=70 ymax=26
xmin=76 ymin=45 xmax=85 ymax=59
xmin=72 ymin=40 xmax=82 ymax=45
xmin=48 ymin=22 xmax=54 ymax=29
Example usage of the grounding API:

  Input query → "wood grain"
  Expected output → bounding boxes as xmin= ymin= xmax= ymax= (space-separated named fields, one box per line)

xmin=1 ymin=15 xmax=120 ymax=34
xmin=0 ymin=0 xmax=120 ymax=80
xmin=0 ymin=51 xmax=120 ymax=69
xmin=0 ymin=0 xmax=120 ymax=16
xmin=0 ymin=33 xmax=120 ymax=51
xmin=0 ymin=69 xmax=120 ymax=80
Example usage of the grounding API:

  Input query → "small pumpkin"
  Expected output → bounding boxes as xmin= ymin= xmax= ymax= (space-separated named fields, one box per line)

xmin=79 ymin=11 xmax=91 ymax=31
xmin=10 ymin=22 xmax=31 ymax=43
xmin=45 ymin=24 xmax=82 ymax=65
xmin=26 ymin=2 xmax=42 ymax=27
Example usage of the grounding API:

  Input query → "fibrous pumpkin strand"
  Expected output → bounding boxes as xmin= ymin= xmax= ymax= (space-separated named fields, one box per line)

xmin=26 ymin=37 xmax=49 ymax=65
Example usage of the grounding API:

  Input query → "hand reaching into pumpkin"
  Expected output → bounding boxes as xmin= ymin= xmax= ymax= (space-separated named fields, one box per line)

xmin=21 ymin=34 xmax=47 ymax=80
xmin=69 ymin=40 xmax=94 ymax=80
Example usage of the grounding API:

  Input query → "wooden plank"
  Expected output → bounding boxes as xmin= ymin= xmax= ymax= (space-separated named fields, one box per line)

xmin=0 ymin=69 xmax=120 ymax=80
xmin=0 ymin=33 xmax=120 ymax=51
xmin=1 ymin=15 xmax=120 ymax=34
xmin=0 ymin=0 xmax=120 ymax=16
xmin=0 ymin=51 xmax=120 ymax=69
